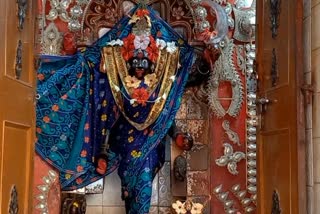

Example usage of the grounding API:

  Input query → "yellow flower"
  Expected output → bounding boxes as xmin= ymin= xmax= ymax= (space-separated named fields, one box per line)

xmin=102 ymin=129 xmax=106 ymax=135
xmin=65 ymin=174 xmax=71 ymax=180
xmin=128 ymin=136 xmax=134 ymax=143
xmin=144 ymin=73 xmax=157 ymax=87
xmin=131 ymin=150 xmax=142 ymax=158
xmin=134 ymin=112 xmax=139 ymax=118
xmin=101 ymin=114 xmax=107 ymax=121
xmin=191 ymin=203 xmax=203 ymax=214
xmin=172 ymin=200 xmax=187 ymax=214
xmin=178 ymin=38 xmax=184 ymax=45
xmin=125 ymin=75 xmax=141 ymax=88
xmin=102 ymin=100 xmax=107 ymax=107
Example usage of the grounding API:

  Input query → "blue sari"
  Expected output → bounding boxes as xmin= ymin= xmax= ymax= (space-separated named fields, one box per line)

xmin=36 ymin=6 xmax=194 ymax=213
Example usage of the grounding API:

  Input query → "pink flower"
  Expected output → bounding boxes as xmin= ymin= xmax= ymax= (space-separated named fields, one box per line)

xmin=134 ymin=35 xmax=150 ymax=50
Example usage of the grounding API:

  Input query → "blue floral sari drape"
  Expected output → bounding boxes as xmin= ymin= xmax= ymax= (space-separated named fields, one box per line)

xmin=36 ymin=6 xmax=194 ymax=213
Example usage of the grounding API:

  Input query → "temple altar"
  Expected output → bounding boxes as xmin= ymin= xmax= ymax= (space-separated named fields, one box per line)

xmin=33 ymin=0 xmax=257 ymax=213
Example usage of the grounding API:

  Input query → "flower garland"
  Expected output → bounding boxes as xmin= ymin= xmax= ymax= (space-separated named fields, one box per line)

xmin=110 ymin=76 xmax=174 ymax=106
xmin=104 ymin=8 xmax=178 ymax=106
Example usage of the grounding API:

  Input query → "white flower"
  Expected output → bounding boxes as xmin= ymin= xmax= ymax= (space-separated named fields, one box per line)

xmin=169 ymin=75 xmax=176 ymax=82
xmin=172 ymin=200 xmax=187 ymax=214
xmin=114 ymin=85 xmax=120 ymax=92
xmin=177 ymin=62 xmax=181 ymax=69
xmin=166 ymin=41 xmax=177 ymax=53
xmin=190 ymin=203 xmax=203 ymax=214
xmin=156 ymin=39 xmax=167 ymax=50
xmin=130 ymin=99 xmax=136 ymax=104
xmin=107 ymin=39 xmax=124 ymax=46
xmin=162 ymin=93 xmax=167 ymax=99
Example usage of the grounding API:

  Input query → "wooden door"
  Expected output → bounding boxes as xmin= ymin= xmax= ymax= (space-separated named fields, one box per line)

xmin=257 ymin=0 xmax=306 ymax=213
xmin=0 ymin=0 xmax=36 ymax=213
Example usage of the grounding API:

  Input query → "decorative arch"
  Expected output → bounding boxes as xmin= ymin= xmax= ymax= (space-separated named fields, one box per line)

xmin=81 ymin=0 xmax=204 ymax=44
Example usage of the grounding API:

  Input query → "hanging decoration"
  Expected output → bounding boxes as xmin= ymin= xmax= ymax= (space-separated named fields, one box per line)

xmin=15 ymin=40 xmax=23 ymax=80
xmin=17 ymin=0 xmax=28 ymax=30
xmin=207 ymin=39 xmax=244 ymax=118
xmin=8 ymin=185 xmax=19 ymax=214
xmin=270 ymin=0 xmax=281 ymax=39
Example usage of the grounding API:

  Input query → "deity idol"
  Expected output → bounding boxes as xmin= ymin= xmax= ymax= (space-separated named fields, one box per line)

xmin=35 ymin=5 xmax=194 ymax=213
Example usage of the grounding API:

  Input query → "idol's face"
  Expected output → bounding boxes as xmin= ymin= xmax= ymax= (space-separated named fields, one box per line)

xmin=129 ymin=57 xmax=153 ymax=79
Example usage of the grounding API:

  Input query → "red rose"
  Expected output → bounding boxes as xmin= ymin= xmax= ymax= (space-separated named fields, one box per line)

xmin=146 ymin=36 xmax=159 ymax=63
xmin=132 ymin=88 xmax=149 ymax=106
xmin=136 ymin=9 xmax=149 ymax=17
xmin=121 ymin=34 xmax=135 ymax=60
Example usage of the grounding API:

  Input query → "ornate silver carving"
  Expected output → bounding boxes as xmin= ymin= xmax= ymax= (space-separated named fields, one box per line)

xmin=215 ymin=143 xmax=245 ymax=175
xmin=231 ymin=184 xmax=256 ymax=213
xmin=35 ymin=170 xmax=58 ymax=213
xmin=70 ymin=5 xmax=83 ymax=18
xmin=41 ymin=22 xmax=63 ymax=55
xmin=222 ymin=120 xmax=240 ymax=146
xmin=236 ymin=45 xmax=246 ymax=74
xmin=225 ymin=3 xmax=234 ymax=29
xmin=212 ymin=0 xmax=227 ymax=4
xmin=76 ymin=0 xmax=89 ymax=6
xmin=207 ymin=39 xmax=244 ymax=118
xmin=17 ymin=0 xmax=28 ymax=30
xmin=190 ymin=0 xmax=228 ymax=46
xmin=47 ymin=0 xmax=72 ymax=22
xmin=15 ymin=40 xmax=22 ymax=80
xmin=45 ymin=0 xmax=89 ymax=32
xmin=235 ymin=0 xmax=255 ymax=9
xmin=201 ymin=0 xmax=229 ymax=46
xmin=9 ymin=185 xmax=18 ymax=214
xmin=233 ymin=7 xmax=256 ymax=42
xmin=194 ymin=6 xmax=208 ymax=19
xmin=213 ymin=184 xmax=238 ymax=213
xmin=245 ymin=41 xmax=257 ymax=208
